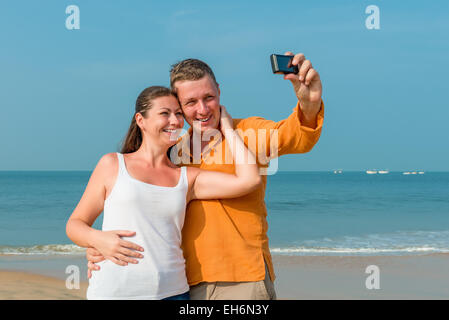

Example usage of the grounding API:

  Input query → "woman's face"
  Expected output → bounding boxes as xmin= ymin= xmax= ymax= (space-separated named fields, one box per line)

xmin=137 ymin=95 xmax=184 ymax=147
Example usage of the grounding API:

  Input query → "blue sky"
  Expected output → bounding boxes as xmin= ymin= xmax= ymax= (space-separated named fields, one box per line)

xmin=0 ymin=0 xmax=448 ymax=171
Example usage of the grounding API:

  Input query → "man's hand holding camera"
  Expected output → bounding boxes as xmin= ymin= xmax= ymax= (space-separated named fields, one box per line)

xmin=283 ymin=51 xmax=322 ymax=129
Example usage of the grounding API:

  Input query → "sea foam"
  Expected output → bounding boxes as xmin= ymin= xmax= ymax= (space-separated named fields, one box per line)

xmin=0 ymin=244 xmax=85 ymax=255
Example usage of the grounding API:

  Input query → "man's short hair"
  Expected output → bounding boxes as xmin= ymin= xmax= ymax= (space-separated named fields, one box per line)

xmin=170 ymin=59 xmax=218 ymax=92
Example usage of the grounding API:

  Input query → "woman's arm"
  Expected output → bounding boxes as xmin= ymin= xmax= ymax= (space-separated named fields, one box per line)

xmin=188 ymin=106 xmax=262 ymax=201
xmin=66 ymin=153 xmax=144 ymax=266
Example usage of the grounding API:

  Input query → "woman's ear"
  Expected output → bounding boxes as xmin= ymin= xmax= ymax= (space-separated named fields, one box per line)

xmin=135 ymin=113 xmax=144 ymax=130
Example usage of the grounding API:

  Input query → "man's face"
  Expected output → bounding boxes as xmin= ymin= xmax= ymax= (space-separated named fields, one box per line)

xmin=174 ymin=75 xmax=221 ymax=133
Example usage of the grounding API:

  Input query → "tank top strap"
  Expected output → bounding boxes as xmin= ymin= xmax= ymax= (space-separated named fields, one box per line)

xmin=116 ymin=153 xmax=127 ymax=177
xmin=179 ymin=166 xmax=188 ymax=189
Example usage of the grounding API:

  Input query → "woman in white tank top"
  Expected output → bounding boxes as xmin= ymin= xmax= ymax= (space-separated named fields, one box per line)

xmin=66 ymin=86 xmax=261 ymax=300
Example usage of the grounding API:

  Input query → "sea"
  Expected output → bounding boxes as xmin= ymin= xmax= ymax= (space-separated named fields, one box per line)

xmin=0 ymin=171 xmax=448 ymax=261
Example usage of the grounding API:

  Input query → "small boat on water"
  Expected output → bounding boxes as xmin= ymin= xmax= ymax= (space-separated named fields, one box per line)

xmin=378 ymin=170 xmax=389 ymax=174
xmin=403 ymin=171 xmax=425 ymax=175
xmin=333 ymin=169 xmax=343 ymax=174
xmin=366 ymin=170 xmax=377 ymax=174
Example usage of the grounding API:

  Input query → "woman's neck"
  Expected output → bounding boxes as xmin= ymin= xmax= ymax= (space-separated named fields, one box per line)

xmin=134 ymin=138 xmax=170 ymax=168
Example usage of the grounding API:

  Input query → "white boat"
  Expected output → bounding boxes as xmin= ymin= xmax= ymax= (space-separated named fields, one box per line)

xmin=333 ymin=169 xmax=343 ymax=174
xmin=403 ymin=171 xmax=424 ymax=175
xmin=366 ymin=170 xmax=377 ymax=174
xmin=378 ymin=170 xmax=389 ymax=174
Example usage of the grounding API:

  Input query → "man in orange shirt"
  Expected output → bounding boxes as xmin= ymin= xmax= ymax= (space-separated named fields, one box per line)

xmin=87 ymin=51 xmax=324 ymax=300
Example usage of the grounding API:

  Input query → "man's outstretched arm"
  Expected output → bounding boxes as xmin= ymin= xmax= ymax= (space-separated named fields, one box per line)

xmin=239 ymin=51 xmax=324 ymax=158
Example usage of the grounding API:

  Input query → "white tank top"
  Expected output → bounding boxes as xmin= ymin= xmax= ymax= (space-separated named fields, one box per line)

xmin=87 ymin=153 xmax=189 ymax=300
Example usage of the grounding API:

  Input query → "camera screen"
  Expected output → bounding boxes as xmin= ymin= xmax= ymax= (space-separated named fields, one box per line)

xmin=277 ymin=55 xmax=295 ymax=71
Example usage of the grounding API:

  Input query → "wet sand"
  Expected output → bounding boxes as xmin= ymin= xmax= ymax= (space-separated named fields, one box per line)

xmin=272 ymin=253 xmax=449 ymax=299
xmin=0 ymin=270 xmax=87 ymax=300
xmin=1 ymin=253 xmax=448 ymax=299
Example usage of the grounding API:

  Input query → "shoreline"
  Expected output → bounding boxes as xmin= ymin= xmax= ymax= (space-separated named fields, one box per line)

xmin=1 ymin=253 xmax=448 ymax=300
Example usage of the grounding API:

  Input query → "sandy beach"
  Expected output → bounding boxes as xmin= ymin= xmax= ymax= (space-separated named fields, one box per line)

xmin=1 ymin=253 xmax=448 ymax=300
xmin=0 ymin=271 xmax=87 ymax=300
xmin=272 ymin=253 xmax=449 ymax=299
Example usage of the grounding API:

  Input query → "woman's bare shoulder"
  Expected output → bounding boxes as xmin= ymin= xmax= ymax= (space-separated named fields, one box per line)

xmin=184 ymin=166 xmax=201 ymax=194
xmin=185 ymin=166 xmax=200 ymax=177
xmin=98 ymin=152 xmax=118 ymax=168
xmin=93 ymin=153 xmax=119 ymax=179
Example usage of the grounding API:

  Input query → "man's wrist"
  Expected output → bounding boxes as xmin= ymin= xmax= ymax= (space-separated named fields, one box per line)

xmin=300 ymin=113 xmax=318 ymax=129
xmin=298 ymin=99 xmax=321 ymax=129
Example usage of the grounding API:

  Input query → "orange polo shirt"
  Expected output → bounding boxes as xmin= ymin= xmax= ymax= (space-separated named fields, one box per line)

xmin=175 ymin=101 xmax=324 ymax=286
